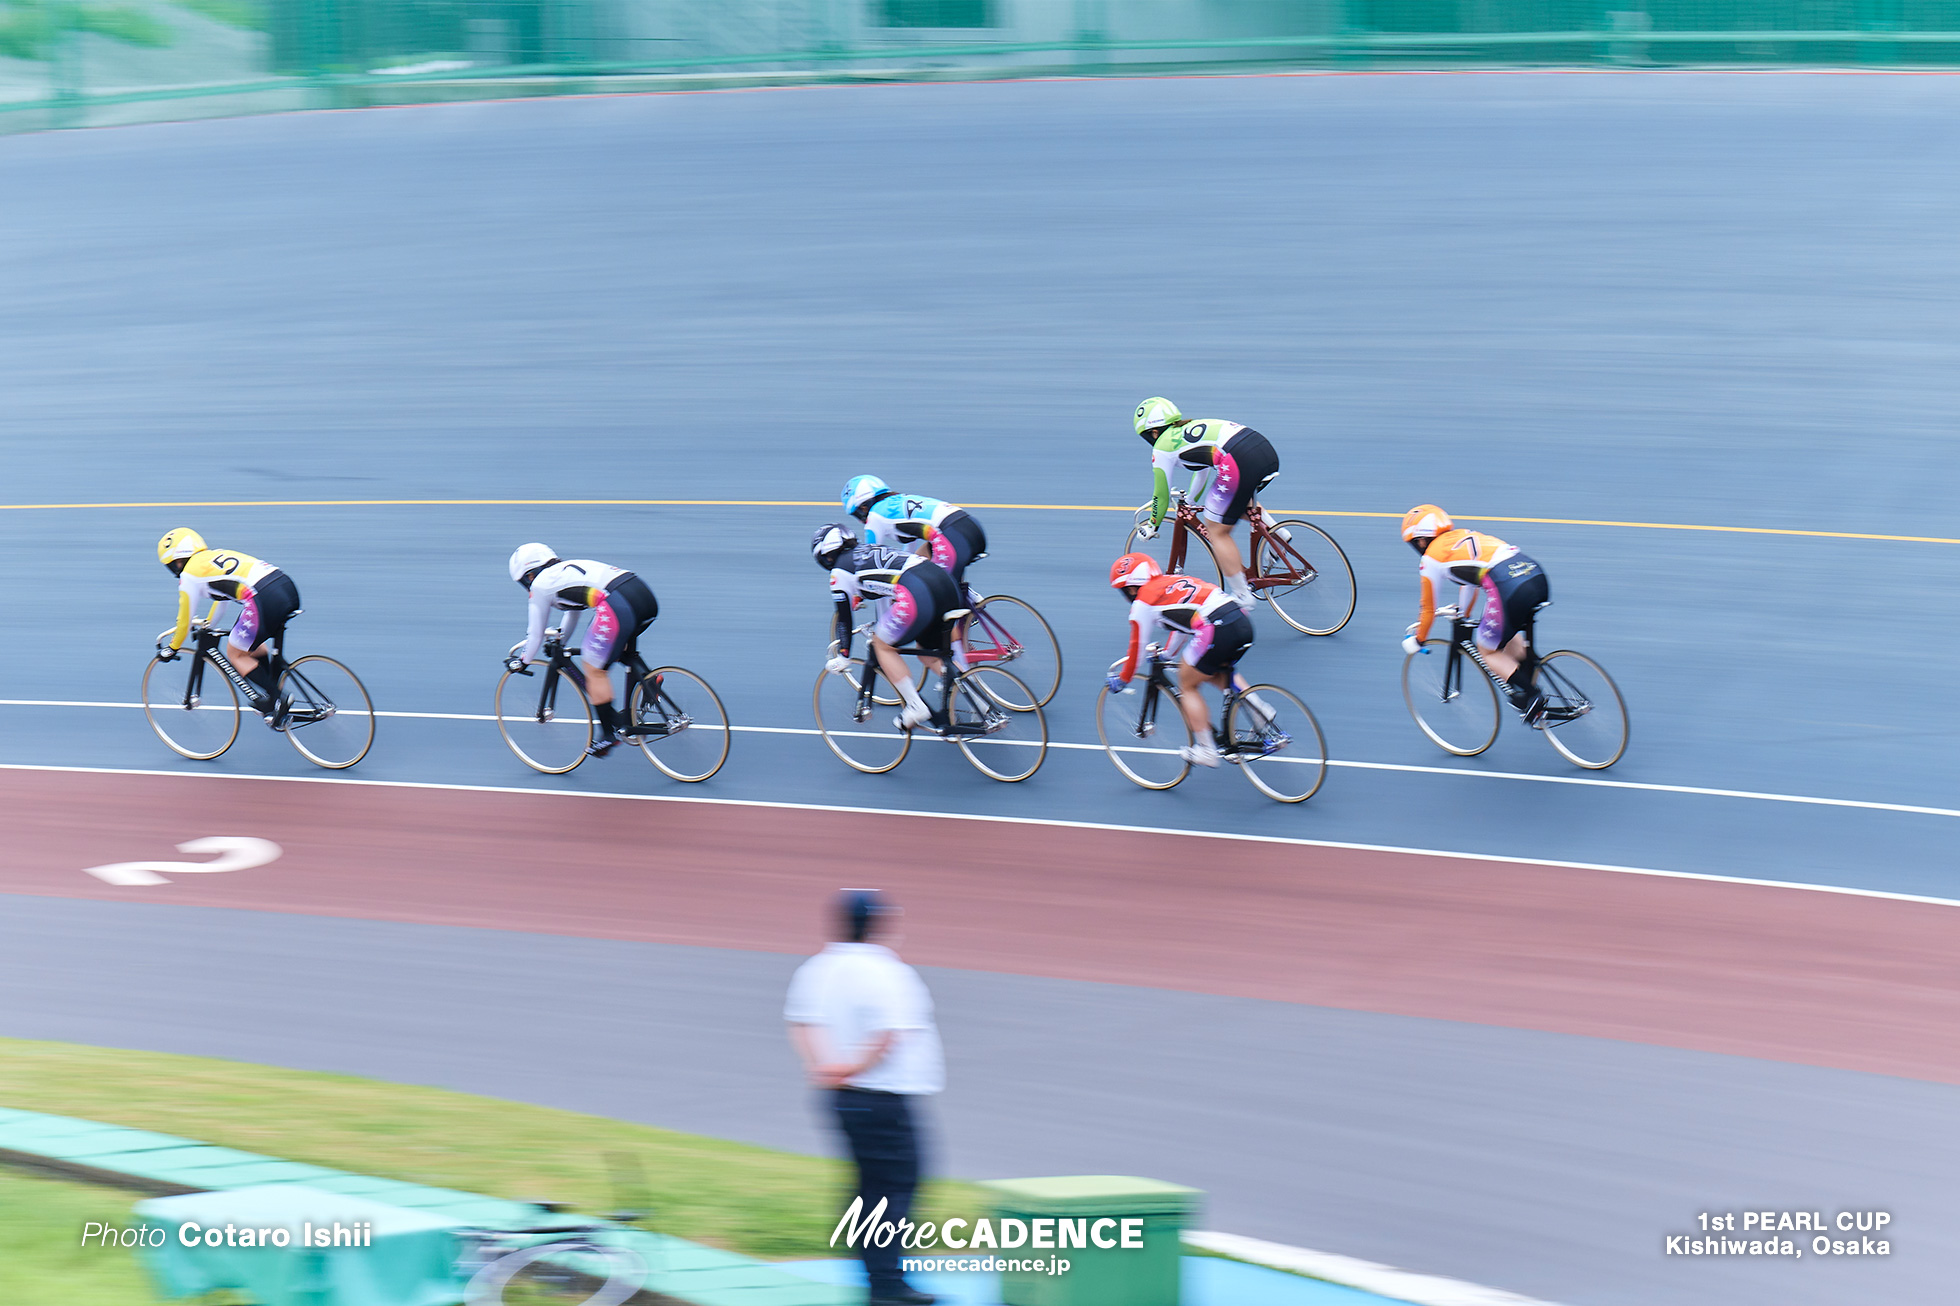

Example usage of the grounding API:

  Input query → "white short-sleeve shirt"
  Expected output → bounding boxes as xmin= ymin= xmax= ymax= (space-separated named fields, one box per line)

xmin=785 ymin=942 xmax=944 ymax=1095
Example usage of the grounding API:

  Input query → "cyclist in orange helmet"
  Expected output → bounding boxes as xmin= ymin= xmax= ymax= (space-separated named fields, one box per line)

xmin=1400 ymin=505 xmax=1558 ymax=723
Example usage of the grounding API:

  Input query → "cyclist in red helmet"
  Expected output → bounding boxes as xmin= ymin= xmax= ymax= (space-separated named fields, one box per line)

xmin=1105 ymin=552 xmax=1264 ymax=768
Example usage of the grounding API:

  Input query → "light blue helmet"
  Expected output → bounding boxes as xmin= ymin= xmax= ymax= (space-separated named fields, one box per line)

xmin=842 ymin=474 xmax=892 ymax=521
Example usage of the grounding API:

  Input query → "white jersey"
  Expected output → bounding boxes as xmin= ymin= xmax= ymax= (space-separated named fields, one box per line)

xmin=521 ymin=559 xmax=630 ymax=663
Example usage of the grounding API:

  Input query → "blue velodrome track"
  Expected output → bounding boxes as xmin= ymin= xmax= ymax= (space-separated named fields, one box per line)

xmin=2 ymin=72 xmax=1958 ymax=1305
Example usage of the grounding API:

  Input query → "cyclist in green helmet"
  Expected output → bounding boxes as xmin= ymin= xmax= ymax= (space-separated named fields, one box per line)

xmin=1133 ymin=397 xmax=1280 ymax=606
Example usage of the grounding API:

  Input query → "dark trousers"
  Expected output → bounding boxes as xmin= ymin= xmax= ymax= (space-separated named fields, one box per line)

xmin=832 ymin=1087 xmax=922 ymax=1297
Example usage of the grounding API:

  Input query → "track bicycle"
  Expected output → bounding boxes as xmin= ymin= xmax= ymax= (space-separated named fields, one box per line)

xmin=813 ymin=616 xmax=1048 ymax=782
xmin=494 ymin=632 xmax=729 ymax=780
xmin=1095 ymin=651 xmax=1328 ymax=802
xmin=141 ymin=620 xmax=374 ymax=769
xmin=1401 ymin=608 xmax=1629 ymax=769
xmin=456 ymin=1216 xmax=649 ymax=1306
xmin=1125 ymin=489 xmax=1357 ymax=636
xmin=821 ymin=581 xmax=1062 ymax=711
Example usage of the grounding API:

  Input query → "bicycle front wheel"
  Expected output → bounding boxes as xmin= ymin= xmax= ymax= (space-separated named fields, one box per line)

xmin=279 ymin=656 xmax=375 ymax=769
xmin=1125 ymin=515 xmax=1223 ymax=585
xmin=966 ymin=595 xmax=1062 ymax=709
xmin=822 ymin=620 xmax=900 ymax=705
xmin=495 ymin=664 xmax=592 ymax=774
xmin=1257 ymin=519 xmax=1357 ymax=636
xmin=813 ymin=659 xmax=910 ymax=773
xmin=950 ymin=667 xmax=1047 ymax=782
xmin=631 ymin=666 xmax=730 ymax=782
xmin=141 ymin=653 xmax=240 ymax=761
xmin=1403 ymin=640 xmax=1501 ymax=756
xmin=1227 ymin=684 xmax=1328 ymax=803
xmin=1536 ymin=650 xmax=1629 ymax=770
xmin=1096 ymin=677 xmax=1192 ymax=790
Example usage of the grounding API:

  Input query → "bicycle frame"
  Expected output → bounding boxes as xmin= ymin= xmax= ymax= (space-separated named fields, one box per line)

xmin=1158 ymin=497 xmax=1319 ymax=594
xmin=1441 ymin=618 xmax=1513 ymax=701
xmin=1127 ymin=658 xmax=1184 ymax=742
xmin=959 ymin=600 xmax=1020 ymax=666
xmin=529 ymin=639 xmax=687 ymax=736
xmin=851 ymin=641 xmax=1006 ymax=738
xmin=172 ymin=624 xmax=276 ymax=712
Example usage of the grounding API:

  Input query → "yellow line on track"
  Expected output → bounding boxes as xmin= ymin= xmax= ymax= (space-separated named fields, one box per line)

xmin=0 ymin=498 xmax=1948 ymax=545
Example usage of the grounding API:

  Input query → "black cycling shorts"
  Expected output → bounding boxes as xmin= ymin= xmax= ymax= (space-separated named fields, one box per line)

xmin=1476 ymin=554 xmax=1549 ymax=652
xmin=876 ymin=562 xmax=963 ymax=652
xmin=929 ymin=510 xmax=987 ymax=586
xmin=1190 ymin=605 xmax=1256 ymax=676
xmin=582 ymin=573 xmax=658 ymax=669
xmin=228 ymin=570 xmax=300 ymax=656
xmin=1204 ymin=428 xmax=1280 ymax=527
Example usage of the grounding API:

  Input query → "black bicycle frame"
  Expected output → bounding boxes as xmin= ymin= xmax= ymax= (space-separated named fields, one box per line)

xmin=854 ymin=640 xmax=998 ymax=736
xmin=177 ymin=625 xmax=276 ymax=711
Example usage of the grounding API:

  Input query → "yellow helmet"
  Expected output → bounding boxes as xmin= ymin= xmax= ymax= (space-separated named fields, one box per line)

xmin=157 ymin=527 xmax=206 ymax=568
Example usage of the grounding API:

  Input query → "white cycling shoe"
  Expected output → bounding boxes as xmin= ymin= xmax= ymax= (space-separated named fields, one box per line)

xmin=1228 ymin=577 xmax=1258 ymax=606
xmin=894 ymin=702 xmax=932 ymax=731
xmin=1180 ymin=742 xmax=1222 ymax=768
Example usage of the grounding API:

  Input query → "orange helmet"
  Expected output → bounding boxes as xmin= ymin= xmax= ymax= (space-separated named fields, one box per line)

xmin=1401 ymin=504 xmax=1453 ymax=549
xmin=1110 ymin=552 xmax=1163 ymax=590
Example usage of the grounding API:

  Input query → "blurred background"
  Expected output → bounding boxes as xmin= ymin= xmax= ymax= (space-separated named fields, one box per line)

xmin=13 ymin=0 xmax=1960 ymax=131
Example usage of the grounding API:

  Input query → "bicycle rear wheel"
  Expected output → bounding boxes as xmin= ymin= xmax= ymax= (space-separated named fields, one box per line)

xmin=966 ymin=595 xmax=1062 ymax=709
xmin=813 ymin=659 xmax=910 ymax=773
xmin=1227 ymin=684 xmax=1328 ymax=803
xmin=1536 ymin=650 xmax=1629 ymax=770
xmin=1256 ymin=519 xmax=1357 ymax=636
xmin=279 ymin=655 xmax=375 ymax=769
xmin=1096 ymin=674 xmax=1192 ymax=790
xmin=141 ymin=653 xmax=240 ymax=761
xmin=1403 ymin=640 xmax=1501 ymax=756
xmin=495 ymin=665 xmax=592 ymax=774
xmin=630 ymin=666 xmax=730 ymax=782
xmin=949 ymin=667 xmax=1047 ymax=782
xmin=1125 ymin=511 xmax=1223 ymax=585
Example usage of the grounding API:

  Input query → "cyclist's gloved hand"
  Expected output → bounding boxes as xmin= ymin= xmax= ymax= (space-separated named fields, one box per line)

xmin=1135 ymin=519 xmax=1158 ymax=541
xmin=504 ymin=655 xmax=532 ymax=676
xmin=1401 ymin=634 xmax=1426 ymax=656
xmin=824 ymin=655 xmax=852 ymax=676
xmin=1105 ymin=671 xmax=1128 ymax=695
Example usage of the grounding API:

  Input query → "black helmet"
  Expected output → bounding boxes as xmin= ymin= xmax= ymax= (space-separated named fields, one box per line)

xmin=812 ymin=522 xmax=857 ymax=570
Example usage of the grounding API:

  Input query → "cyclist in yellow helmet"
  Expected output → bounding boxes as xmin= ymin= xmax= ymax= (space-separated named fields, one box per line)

xmin=155 ymin=528 xmax=301 ymax=720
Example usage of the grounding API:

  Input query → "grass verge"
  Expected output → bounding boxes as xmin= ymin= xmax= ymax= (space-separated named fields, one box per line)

xmin=0 ymin=1037 xmax=986 ymax=1261
xmin=0 ymin=1167 xmax=184 ymax=1305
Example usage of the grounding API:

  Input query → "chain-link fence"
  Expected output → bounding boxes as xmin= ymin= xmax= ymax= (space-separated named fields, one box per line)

xmin=5 ymin=0 xmax=1959 ymax=131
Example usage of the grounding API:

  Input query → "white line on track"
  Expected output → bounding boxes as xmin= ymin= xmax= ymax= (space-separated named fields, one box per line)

xmin=2 ymin=758 xmax=1955 ymax=910
xmin=10 ymin=698 xmax=1956 ymax=821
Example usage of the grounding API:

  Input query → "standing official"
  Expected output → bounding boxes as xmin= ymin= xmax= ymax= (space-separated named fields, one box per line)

xmin=785 ymin=889 xmax=943 ymax=1306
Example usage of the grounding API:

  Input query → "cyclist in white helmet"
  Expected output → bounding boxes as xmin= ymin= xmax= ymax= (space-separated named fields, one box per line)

xmin=506 ymin=543 xmax=659 ymax=758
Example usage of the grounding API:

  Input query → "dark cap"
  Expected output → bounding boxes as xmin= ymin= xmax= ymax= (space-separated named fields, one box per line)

xmin=837 ymin=888 xmax=893 ymax=943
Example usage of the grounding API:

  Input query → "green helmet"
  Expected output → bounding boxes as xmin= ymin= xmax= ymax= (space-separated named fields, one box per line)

xmin=1134 ymin=396 xmax=1184 ymax=442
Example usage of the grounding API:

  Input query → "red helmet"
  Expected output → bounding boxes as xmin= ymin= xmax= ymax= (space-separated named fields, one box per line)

xmin=1110 ymin=552 xmax=1163 ymax=590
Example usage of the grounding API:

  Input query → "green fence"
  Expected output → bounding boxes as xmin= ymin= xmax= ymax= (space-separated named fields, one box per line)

xmin=5 ymin=0 xmax=1960 ymax=132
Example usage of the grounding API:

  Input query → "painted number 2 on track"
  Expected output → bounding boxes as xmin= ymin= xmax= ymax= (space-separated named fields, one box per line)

xmin=83 ymin=837 xmax=283 ymax=887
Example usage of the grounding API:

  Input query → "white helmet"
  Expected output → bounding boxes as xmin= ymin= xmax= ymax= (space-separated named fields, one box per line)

xmin=509 ymin=542 xmax=556 ymax=585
